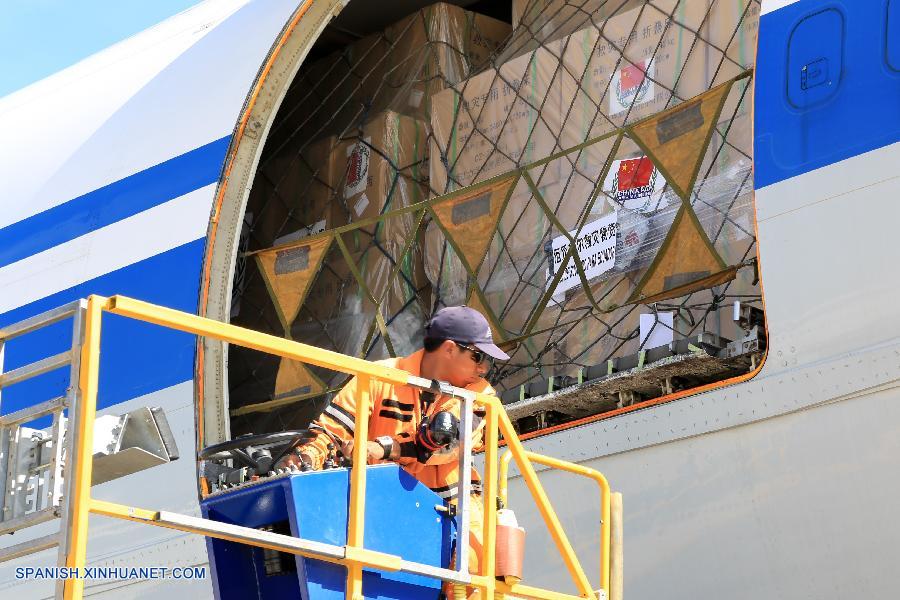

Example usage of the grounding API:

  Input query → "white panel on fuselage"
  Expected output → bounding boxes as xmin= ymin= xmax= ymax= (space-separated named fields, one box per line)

xmin=0 ymin=183 xmax=215 ymax=314
xmin=512 ymin=383 xmax=900 ymax=599
xmin=0 ymin=0 xmax=246 ymax=229
xmin=755 ymin=141 xmax=900 ymax=372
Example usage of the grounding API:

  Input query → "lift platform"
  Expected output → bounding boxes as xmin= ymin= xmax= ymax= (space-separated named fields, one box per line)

xmin=0 ymin=295 xmax=623 ymax=600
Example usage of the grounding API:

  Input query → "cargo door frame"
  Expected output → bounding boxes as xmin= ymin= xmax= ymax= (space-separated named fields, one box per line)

xmin=196 ymin=0 xmax=349 ymax=475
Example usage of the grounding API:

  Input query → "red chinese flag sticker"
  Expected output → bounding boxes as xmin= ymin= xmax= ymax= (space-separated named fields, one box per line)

xmin=620 ymin=61 xmax=647 ymax=94
xmin=617 ymin=157 xmax=655 ymax=191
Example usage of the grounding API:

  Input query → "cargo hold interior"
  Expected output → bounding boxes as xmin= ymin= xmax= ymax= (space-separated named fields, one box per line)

xmin=226 ymin=0 xmax=764 ymax=439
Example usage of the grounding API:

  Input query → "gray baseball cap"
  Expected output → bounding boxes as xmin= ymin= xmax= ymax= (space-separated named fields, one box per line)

xmin=425 ymin=306 xmax=510 ymax=361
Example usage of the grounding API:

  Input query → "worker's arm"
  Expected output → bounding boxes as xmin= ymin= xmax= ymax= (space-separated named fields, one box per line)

xmin=293 ymin=375 xmax=372 ymax=469
xmin=395 ymin=392 xmax=487 ymax=472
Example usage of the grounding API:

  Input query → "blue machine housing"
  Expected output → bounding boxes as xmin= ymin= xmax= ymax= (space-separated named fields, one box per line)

xmin=201 ymin=464 xmax=453 ymax=600
xmin=755 ymin=0 xmax=900 ymax=189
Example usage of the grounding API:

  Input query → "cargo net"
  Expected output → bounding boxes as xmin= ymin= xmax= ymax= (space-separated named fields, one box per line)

xmin=228 ymin=0 xmax=762 ymax=434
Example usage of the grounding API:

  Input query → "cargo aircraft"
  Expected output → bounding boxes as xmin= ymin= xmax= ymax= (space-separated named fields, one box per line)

xmin=1 ymin=0 xmax=899 ymax=598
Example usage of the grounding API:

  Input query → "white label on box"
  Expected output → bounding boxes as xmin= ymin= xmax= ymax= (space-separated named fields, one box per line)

xmin=344 ymin=137 xmax=371 ymax=199
xmin=609 ymin=59 xmax=656 ymax=116
xmin=273 ymin=219 xmax=327 ymax=247
xmin=353 ymin=194 xmax=370 ymax=217
xmin=639 ymin=312 xmax=674 ymax=350
xmin=603 ymin=155 xmax=668 ymax=214
xmin=408 ymin=88 xmax=424 ymax=108
xmin=545 ymin=213 xmax=619 ymax=300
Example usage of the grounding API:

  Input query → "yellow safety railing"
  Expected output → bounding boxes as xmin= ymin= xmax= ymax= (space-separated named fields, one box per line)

xmin=62 ymin=294 xmax=620 ymax=600
xmin=499 ymin=451 xmax=611 ymax=595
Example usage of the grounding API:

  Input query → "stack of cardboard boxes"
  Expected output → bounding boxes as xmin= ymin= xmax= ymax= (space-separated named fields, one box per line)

xmin=243 ymin=0 xmax=760 ymax=395
xmin=253 ymin=4 xmax=510 ymax=378
xmin=426 ymin=0 xmax=759 ymax=378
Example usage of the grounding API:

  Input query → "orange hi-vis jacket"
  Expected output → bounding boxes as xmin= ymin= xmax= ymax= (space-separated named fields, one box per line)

xmin=300 ymin=349 xmax=495 ymax=501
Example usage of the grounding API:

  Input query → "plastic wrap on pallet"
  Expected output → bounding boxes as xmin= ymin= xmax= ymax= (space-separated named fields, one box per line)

xmin=609 ymin=159 xmax=754 ymax=280
xmin=236 ymin=5 xmax=509 ymax=395
xmin=506 ymin=0 xmax=645 ymax=59
xmin=289 ymin=111 xmax=432 ymax=382
xmin=249 ymin=136 xmax=341 ymax=251
xmin=427 ymin=144 xmax=755 ymax=396
xmin=432 ymin=0 xmax=760 ymax=201
xmin=290 ymin=238 xmax=429 ymax=388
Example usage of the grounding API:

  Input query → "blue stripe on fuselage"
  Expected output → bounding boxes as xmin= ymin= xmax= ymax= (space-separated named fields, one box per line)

xmin=0 ymin=239 xmax=204 ymax=418
xmin=754 ymin=1 xmax=900 ymax=189
xmin=0 ymin=136 xmax=229 ymax=269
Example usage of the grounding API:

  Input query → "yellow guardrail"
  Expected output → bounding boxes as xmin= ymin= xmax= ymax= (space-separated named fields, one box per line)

xmin=499 ymin=451 xmax=611 ymax=595
xmin=62 ymin=294 xmax=620 ymax=600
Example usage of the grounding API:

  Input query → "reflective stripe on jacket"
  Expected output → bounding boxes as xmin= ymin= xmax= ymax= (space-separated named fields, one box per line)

xmin=301 ymin=349 xmax=495 ymax=496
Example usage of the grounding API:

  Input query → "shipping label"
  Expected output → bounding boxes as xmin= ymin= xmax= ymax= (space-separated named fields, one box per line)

xmin=545 ymin=212 xmax=619 ymax=299
xmin=344 ymin=137 xmax=372 ymax=199
xmin=610 ymin=59 xmax=656 ymax=115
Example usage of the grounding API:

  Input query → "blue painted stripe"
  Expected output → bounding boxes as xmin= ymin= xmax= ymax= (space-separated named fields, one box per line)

xmin=754 ymin=1 xmax=900 ymax=188
xmin=0 ymin=239 xmax=205 ymax=418
xmin=0 ymin=136 xmax=229 ymax=269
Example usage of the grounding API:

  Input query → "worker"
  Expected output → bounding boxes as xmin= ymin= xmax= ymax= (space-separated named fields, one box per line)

xmin=282 ymin=305 xmax=509 ymax=585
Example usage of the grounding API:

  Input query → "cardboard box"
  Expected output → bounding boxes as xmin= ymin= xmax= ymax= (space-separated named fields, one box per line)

xmin=704 ymin=0 xmax=760 ymax=87
xmin=507 ymin=0 xmax=645 ymax=57
xmin=250 ymin=136 xmax=343 ymax=250
xmin=430 ymin=0 xmax=757 ymax=232
xmin=332 ymin=110 xmax=430 ymax=243
xmin=376 ymin=3 xmax=511 ymax=119
xmin=292 ymin=239 xmax=428 ymax=362
xmin=287 ymin=3 xmax=510 ymax=140
xmin=429 ymin=44 xmax=564 ymax=195
xmin=288 ymin=111 xmax=431 ymax=361
xmin=557 ymin=0 xmax=716 ymax=149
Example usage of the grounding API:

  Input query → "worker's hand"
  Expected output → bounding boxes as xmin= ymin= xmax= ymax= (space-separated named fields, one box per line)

xmin=341 ymin=440 xmax=392 ymax=462
xmin=276 ymin=449 xmax=314 ymax=471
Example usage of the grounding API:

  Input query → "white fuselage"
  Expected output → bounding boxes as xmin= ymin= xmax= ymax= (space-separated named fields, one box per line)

xmin=2 ymin=0 xmax=899 ymax=598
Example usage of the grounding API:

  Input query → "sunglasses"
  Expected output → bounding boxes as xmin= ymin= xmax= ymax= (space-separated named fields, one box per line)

xmin=455 ymin=342 xmax=492 ymax=366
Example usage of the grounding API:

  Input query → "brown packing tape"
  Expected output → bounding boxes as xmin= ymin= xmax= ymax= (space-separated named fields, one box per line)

xmin=495 ymin=525 xmax=526 ymax=579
